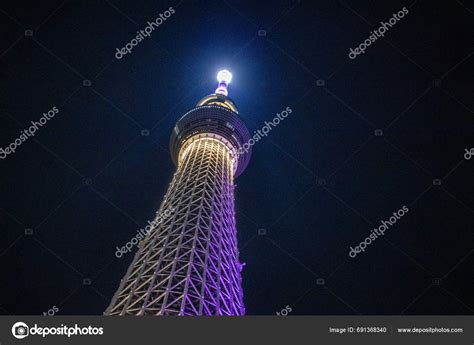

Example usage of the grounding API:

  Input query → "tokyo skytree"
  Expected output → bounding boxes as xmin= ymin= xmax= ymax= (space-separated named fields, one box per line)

xmin=105 ymin=70 xmax=252 ymax=315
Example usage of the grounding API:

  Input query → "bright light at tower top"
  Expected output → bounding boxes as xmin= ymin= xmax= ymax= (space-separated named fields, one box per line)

xmin=217 ymin=70 xmax=232 ymax=84
xmin=215 ymin=69 xmax=232 ymax=96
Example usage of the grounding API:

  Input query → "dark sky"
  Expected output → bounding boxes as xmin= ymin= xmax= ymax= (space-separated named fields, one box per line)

xmin=1 ymin=0 xmax=473 ymax=315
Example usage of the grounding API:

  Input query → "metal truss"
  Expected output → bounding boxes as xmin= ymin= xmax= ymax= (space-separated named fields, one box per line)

xmin=105 ymin=137 xmax=245 ymax=315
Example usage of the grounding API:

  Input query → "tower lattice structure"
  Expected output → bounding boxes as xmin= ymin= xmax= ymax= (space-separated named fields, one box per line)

xmin=105 ymin=71 xmax=252 ymax=315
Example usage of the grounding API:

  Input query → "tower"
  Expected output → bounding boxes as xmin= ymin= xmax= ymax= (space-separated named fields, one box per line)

xmin=105 ymin=70 xmax=252 ymax=315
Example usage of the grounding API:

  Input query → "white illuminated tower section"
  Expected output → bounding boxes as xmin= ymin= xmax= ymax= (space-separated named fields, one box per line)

xmin=105 ymin=70 xmax=252 ymax=315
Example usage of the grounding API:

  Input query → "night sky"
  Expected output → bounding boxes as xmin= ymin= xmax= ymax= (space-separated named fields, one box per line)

xmin=1 ymin=0 xmax=473 ymax=315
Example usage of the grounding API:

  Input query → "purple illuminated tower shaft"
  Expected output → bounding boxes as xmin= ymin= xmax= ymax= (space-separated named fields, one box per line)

xmin=105 ymin=72 xmax=252 ymax=315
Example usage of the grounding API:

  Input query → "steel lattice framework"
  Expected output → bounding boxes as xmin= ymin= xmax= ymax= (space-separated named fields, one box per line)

xmin=105 ymin=76 xmax=252 ymax=316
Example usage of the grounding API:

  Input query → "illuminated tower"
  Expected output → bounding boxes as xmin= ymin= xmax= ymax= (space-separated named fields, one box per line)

xmin=105 ymin=70 xmax=252 ymax=315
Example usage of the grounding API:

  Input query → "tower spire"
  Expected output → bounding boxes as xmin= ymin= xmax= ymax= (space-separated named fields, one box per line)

xmin=215 ymin=69 xmax=232 ymax=96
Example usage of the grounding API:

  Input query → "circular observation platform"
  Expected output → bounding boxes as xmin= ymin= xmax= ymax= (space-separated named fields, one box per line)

xmin=170 ymin=95 xmax=252 ymax=178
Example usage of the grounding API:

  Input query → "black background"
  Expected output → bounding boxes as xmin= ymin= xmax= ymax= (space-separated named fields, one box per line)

xmin=0 ymin=0 xmax=473 ymax=315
